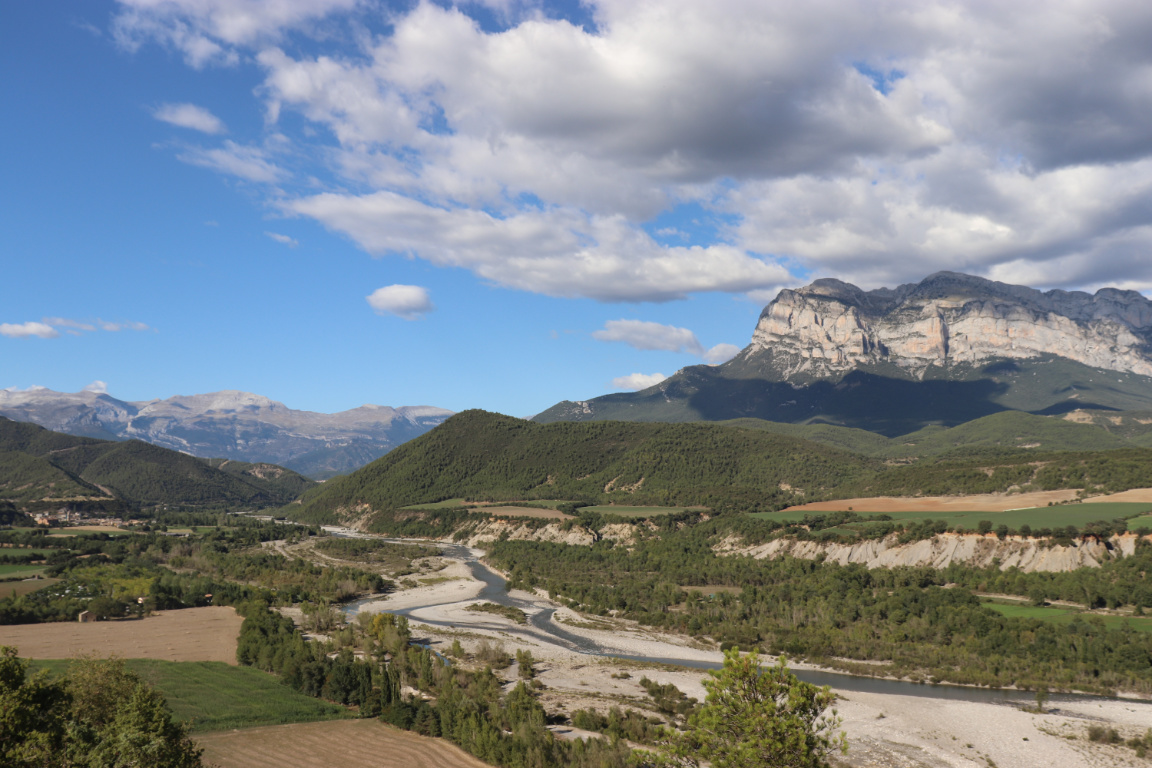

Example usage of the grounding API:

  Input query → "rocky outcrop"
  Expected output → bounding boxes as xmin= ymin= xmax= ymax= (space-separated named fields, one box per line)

xmin=0 ymin=387 xmax=453 ymax=479
xmin=716 ymin=531 xmax=1148 ymax=572
xmin=744 ymin=271 xmax=1152 ymax=380
xmin=458 ymin=520 xmax=599 ymax=547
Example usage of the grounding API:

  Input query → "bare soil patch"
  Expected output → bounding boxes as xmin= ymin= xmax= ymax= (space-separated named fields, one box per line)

xmin=195 ymin=720 xmax=492 ymax=768
xmin=1 ymin=606 xmax=242 ymax=663
xmin=786 ymin=489 xmax=1081 ymax=513
xmin=1088 ymin=487 xmax=1152 ymax=503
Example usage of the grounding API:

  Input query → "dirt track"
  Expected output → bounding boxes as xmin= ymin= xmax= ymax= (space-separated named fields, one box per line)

xmin=195 ymin=720 xmax=491 ymax=768
xmin=0 ymin=606 xmax=242 ymax=663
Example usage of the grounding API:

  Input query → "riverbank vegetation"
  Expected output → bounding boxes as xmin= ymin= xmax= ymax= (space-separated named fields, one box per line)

xmin=488 ymin=534 xmax=1152 ymax=695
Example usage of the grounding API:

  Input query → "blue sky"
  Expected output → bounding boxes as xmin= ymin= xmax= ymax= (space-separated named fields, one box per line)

xmin=5 ymin=1 xmax=1152 ymax=417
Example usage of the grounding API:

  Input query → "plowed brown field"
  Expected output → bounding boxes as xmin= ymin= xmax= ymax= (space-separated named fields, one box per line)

xmin=0 ymin=606 xmax=242 ymax=663
xmin=195 ymin=720 xmax=492 ymax=768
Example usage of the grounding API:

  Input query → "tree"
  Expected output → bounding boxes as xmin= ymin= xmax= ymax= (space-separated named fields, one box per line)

xmin=0 ymin=647 xmax=203 ymax=768
xmin=0 ymin=646 xmax=69 ymax=768
xmin=652 ymin=649 xmax=846 ymax=768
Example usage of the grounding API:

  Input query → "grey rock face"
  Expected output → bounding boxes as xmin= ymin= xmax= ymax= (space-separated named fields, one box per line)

xmin=0 ymin=387 xmax=452 ymax=478
xmin=744 ymin=271 xmax=1152 ymax=380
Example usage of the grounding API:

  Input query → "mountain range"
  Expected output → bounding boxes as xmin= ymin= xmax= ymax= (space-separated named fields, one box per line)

xmin=0 ymin=416 xmax=314 ymax=516
xmin=0 ymin=388 xmax=453 ymax=479
xmin=535 ymin=272 xmax=1152 ymax=435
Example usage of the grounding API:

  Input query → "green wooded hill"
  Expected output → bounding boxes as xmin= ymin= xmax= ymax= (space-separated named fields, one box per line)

xmin=292 ymin=410 xmax=1152 ymax=527
xmin=534 ymin=355 xmax=1152 ymax=436
xmin=293 ymin=410 xmax=880 ymax=519
xmin=0 ymin=417 xmax=315 ymax=512
xmin=721 ymin=410 xmax=1134 ymax=459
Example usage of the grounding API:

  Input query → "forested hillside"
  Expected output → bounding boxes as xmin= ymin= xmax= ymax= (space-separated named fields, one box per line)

xmin=0 ymin=417 xmax=315 ymax=511
xmin=724 ymin=409 xmax=1135 ymax=459
xmin=291 ymin=410 xmax=1152 ymax=530
xmin=294 ymin=410 xmax=879 ymax=521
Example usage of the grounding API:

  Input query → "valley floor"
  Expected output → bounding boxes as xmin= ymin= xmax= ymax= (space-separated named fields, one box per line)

xmin=348 ymin=546 xmax=1152 ymax=768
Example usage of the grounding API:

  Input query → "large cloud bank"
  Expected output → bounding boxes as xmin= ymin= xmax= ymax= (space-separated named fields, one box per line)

xmin=119 ymin=0 xmax=1152 ymax=298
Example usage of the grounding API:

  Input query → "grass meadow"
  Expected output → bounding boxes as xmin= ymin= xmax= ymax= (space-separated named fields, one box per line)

xmin=1 ymin=576 xmax=60 ymax=598
xmin=981 ymin=600 xmax=1152 ymax=634
xmin=30 ymin=659 xmax=351 ymax=732
xmin=580 ymin=505 xmax=704 ymax=518
xmin=0 ymin=564 xmax=48 ymax=578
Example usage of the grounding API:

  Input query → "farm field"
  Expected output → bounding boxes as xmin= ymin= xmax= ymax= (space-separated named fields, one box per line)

xmin=0 ymin=564 xmax=47 ymax=578
xmin=982 ymin=601 xmax=1152 ymax=634
xmin=0 ymin=547 xmax=58 ymax=557
xmin=1 ymin=577 xmax=60 ymax=598
xmin=480 ymin=505 xmax=572 ymax=520
xmin=31 ymin=659 xmax=350 ymax=732
xmin=1129 ymin=513 xmax=1152 ymax=529
xmin=402 ymin=498 xmax=577 ymax=511
xmin=753 ymin=501 xmax=1152 ymax=531
xmin=784 ymin=489 xmax=1081 ymax=513
xmin=195 ymin=719 xmax=492 ymax=768
xmin=579 ymin=505 xmax=705 ymax=518
xmin=1 ymin=605 xmax=242 ymax=663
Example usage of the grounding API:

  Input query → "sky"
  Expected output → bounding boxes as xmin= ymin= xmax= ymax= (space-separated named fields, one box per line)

xmin=4 ymin=1 xmax=1152 ymax=418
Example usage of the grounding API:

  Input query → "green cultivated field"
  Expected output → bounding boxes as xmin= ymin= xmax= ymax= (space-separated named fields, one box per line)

xmin=1129 ymin=513 xmax=1152 ymax=530
xmin=402 ymin=498 xmax=578 ymax=510
xmin=0 ymin=564 xmax=48 ymax=578
xmin=751 ymin=502 xmax=1152 ymax=531
xmin=1 ymin=576 xmax=59 ymax=597
xmin=982 ymin=601 xmax=1152 ymax=634
xmin=30 ymin=659 xmax=350 ymax=732
xmin=401 ymin=498 xmax=469 ymax=509
xmin=0 ymin=547 xmax=58 ymax=557
xmin=579 ymin=505 xmax=704 ymax=518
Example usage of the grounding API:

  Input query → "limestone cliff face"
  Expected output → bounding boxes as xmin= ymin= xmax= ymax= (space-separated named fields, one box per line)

xmin=745 ymin=271 xmax=1152 ymax=379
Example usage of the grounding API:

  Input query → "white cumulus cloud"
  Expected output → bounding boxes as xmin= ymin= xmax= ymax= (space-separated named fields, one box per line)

xmin=0 ymin=322 xmax=59 ymax=339
xmin=82 ymin=380 xmax=109 ymax=394
xmin=153 ymin=102 xmax=226 ymax=134
xmin=287 ymin=192 xmax=789 ymax=302
xmin=611 ymin=372 xmax=668 ymax=391
xmin=113 ymin=0 xmax=360 ymax=67
xmin=704 ymin=343 xmax=741 ymax=364
xmin=593 ymin=320 xmax=742 ymax=364
xmin=265 ymin=231 xmax=299 ymax=247
xmin=177 ymin=141 xmax=285 ymax=183
xmin=116 ymin=0 xmax=1152 ymax=296
xmin=366 ymin=284 xmax=434 ymax=320
xmin=593 ymin=320 xmax=704 ymax=355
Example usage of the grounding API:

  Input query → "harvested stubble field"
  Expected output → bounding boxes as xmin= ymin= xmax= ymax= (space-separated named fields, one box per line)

xmin=195 ymin=720 xmax=492 ymax=768
xmin=0 ymin=606 xmax=242 ymax=663
xmin=785 ymin=489 xmax=1081 ymax=513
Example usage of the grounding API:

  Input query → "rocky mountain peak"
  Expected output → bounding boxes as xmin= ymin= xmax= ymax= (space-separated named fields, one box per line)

xmin=745 ymin=272 xmax=1152 ymax=381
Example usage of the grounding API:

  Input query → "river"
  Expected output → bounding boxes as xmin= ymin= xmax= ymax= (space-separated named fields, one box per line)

xmin=337 ymin=536 xmax=1100 ymax=707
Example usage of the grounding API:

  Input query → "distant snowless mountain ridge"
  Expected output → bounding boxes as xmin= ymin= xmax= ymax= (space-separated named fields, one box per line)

xmin=0 ymin=387 xmax=453 ymax=480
